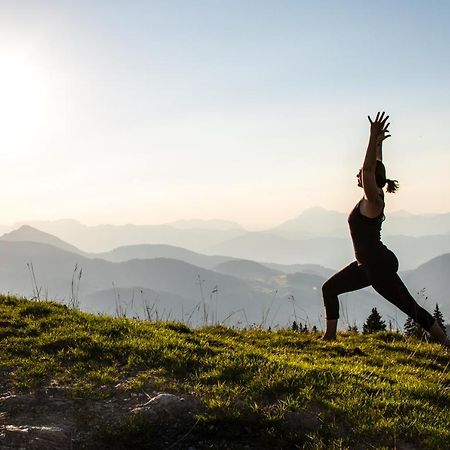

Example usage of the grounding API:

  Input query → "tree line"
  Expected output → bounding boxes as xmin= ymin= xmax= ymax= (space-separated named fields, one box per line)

xmin=363 ymin=303 xmax=446 ymax=338
xmin=291 ymin=303 xmax=447 ymax=339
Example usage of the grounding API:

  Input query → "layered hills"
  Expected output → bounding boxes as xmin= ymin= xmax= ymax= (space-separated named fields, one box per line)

xmin=1 ymin=224 xmax=449 ymax=329
xmin=7 ymin=208 xmax=450 ymax=269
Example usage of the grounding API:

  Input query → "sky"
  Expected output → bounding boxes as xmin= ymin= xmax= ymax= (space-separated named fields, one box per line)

xmin=0 ymin=0 xmax=450 ymax=231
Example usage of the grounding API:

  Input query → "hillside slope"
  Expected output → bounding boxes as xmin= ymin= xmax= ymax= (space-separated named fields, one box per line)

xmin=97 ymin=243 xmax=231 ymax=268
xmin=0 ymin=225 xmax=86 ymax=255
xmin=404 ymin=253 xmax=450 ymax=319
xmin=1 ymin=240 xmax=448 ymax=330
xmin=0 ymin=295 xmax=449 ymax=449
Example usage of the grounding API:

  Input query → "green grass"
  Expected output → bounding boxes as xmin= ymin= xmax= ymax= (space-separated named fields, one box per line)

xmin=1 ymin=294 xmax=449 ymax=449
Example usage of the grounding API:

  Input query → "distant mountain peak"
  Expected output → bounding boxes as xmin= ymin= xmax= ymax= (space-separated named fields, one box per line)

xmin=2 ymin=225 xmax=53 ymax=238
xmin=0 ymin=225 xmax=84 ymax=255
xmin=16 ymin=224 xmax=35 ymax=231
xmin=300 ymin=206 xmax=329 ymax=214
xmin=271 ymin=207 xmax=346 ymax=238
xmin=14 ymin=218 xmax=83 ymax=228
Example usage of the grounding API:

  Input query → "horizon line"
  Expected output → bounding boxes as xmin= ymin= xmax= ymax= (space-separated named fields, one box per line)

xmin=3 ymin=206 xmax=450 ymax=232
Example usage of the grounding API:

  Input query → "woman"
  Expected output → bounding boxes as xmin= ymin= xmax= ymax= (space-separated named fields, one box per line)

xmin=321 ymin=112 xmax=449 ymax=348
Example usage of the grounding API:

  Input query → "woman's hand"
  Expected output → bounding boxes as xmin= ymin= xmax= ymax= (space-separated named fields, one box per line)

xmin=376 ymin=130 xmax=391 ymax=147
xmin=368 ymin=112 xmax=390 ymax=142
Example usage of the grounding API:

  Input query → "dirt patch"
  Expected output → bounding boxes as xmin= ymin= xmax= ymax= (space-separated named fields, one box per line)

xmin=0 ymin=381 xmax=201 ymax=449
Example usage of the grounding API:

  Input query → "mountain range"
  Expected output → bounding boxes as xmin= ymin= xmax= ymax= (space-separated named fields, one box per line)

xmin=269 ymin=207 xmax=450 ymax=239
xmin=0 ymin=224 xmax=448 ymax=330
xmin=4 ymin=208 xmax=449 ymax=270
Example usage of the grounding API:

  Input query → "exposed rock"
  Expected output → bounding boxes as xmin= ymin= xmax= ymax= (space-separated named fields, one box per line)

xmin=131 ymin=393 xmax=199 ymax=420
xmin=0 ymin=386 xmax=203 ymax=449
xmin=284 ymin=404 xmax=322 ymax=432
xmin=0 ymin=424 xmax=71 ymax=450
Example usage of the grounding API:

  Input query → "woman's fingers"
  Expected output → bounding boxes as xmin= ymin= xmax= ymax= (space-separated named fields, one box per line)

xmin=371 ymin=111 xmax=389 ymax=124
xmin=370 ymin=112 xmax=391 ymax=138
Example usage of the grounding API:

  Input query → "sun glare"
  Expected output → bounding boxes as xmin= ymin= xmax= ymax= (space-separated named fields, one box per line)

xmin=0 ymin=52 xmax=49 ymax=152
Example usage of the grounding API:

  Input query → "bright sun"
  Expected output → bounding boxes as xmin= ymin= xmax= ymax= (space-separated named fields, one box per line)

xmin=0 ymin=52 xmax=49 ymax=151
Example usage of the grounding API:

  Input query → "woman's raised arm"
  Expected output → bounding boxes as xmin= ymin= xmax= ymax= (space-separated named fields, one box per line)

xmin=362 ymin=112 xmax=390 ymax=204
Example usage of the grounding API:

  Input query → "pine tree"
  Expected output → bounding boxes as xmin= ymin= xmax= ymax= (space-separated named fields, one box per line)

xmin=432 ymin=303 xmax=446 ymax=335
xmin=363 ymin=308 xmax=386 ymax=334
xmin=404 ymin=316 xmax=426 ymax=339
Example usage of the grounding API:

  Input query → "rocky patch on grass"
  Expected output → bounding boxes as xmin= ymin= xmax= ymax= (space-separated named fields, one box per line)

xmin=0 ymin=383 xmax=201 ymax=449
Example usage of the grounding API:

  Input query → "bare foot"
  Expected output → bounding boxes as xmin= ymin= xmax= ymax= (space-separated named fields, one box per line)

xmin=320 ymin=334 xmax=337 ymax=341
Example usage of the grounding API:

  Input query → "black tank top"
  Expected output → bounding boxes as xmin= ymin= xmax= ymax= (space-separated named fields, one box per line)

xmin=348 ymin=198 xmax=386 ymax=264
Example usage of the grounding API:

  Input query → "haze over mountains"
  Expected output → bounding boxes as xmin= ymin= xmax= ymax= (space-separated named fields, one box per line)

xmin=269 ymin=207 xmax=450 ymax=239
xmin=0 ymin=208 xmax=449 ymax=330
xmin=10 ymin=219 xmax=244 ymax=255
xmin=4 ymin=207 xmax=449 ymax=270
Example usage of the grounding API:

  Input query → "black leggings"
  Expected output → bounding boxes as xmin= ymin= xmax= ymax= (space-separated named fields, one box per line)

xmin=322 ymin=257 xmax=435 ymax=332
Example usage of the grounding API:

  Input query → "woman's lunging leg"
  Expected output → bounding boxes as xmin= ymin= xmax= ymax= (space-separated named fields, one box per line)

xmin=321 ymin=262 xmax=370 ymax=339
xmin=322 ymin=262 xmax=370 ymax=320
xmin=370 ymin=273 xmax=435 ymax=331
xmin=371 ymin=273 xmax=450 ymax=347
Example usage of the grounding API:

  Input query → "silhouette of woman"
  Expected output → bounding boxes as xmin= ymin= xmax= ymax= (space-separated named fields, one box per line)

xmin=321 ymin=112 xmax=449 ymax=348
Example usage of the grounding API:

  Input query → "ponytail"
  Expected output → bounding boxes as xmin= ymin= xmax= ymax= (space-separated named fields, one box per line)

xmin=385 ymin=178 xmax=399 ymax=193
xmin=375 ymin=161 xmax=399 ymax=193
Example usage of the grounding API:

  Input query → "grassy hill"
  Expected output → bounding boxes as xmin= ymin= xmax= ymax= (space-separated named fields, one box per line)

xmin=0 ymin=295 xmax=449 ymax=449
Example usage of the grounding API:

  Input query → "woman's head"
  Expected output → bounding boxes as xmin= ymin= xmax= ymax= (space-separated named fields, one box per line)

xmin=375 ymin=160 xmax=387 ymax=188
xmin=357 ymin=161 xmax=399 ymax=193
xmin=376 ymin=160 xmax=399 ymax=193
